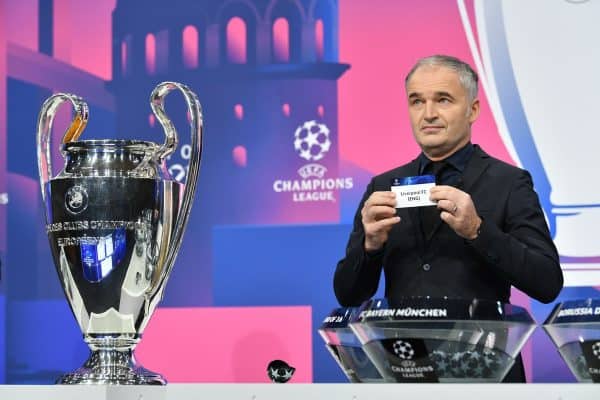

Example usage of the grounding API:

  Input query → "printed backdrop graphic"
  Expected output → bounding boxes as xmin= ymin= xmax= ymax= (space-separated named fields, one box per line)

xmin=0 ymin=0 xmax=598 ymax=383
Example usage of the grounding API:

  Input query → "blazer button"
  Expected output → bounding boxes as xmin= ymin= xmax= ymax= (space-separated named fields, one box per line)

xmin=422 ymin=263 xmax=431 ymax=271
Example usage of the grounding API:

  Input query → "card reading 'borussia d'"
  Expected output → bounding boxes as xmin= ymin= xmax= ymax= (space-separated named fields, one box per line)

xmin=391 ymin=175 xmax=437 ymax=208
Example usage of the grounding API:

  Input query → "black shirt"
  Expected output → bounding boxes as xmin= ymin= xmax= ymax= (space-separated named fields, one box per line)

xmin=418 ymin=143 xmax=474 ymax=187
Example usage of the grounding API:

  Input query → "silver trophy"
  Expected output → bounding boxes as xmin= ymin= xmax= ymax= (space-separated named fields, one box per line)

xmin=36 ymin=82 xmax=202 ymax=384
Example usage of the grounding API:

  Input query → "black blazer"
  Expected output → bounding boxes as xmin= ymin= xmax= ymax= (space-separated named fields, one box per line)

xmin=334 ymin=145 xmax=563 ymax=307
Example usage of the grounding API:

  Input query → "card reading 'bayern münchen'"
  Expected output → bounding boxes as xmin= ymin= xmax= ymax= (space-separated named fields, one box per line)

xmin=391 ymin=175 xmax=437 ymax=208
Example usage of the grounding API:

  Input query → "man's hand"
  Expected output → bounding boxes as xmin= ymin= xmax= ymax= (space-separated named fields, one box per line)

xmin=361 ymin=191 xmax=401 ymax=251
xmin=429 ymin=185 xmax=481 ymax=239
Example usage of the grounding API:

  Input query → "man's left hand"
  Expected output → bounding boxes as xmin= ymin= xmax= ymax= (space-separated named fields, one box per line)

xmin=429 ymin=185 xmax=481 ymax=240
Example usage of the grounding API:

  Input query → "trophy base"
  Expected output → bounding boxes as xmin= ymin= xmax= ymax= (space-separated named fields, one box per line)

xmin=57 ymin=349 xmax=166 ymax=385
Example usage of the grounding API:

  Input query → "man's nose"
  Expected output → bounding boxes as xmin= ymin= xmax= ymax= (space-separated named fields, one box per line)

xmin=424 ymin=101 xmax=438 ymax=121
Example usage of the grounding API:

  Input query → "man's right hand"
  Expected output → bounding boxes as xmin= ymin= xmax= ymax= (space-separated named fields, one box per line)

xmin=361 ymin=191 xmax=401 ymax=252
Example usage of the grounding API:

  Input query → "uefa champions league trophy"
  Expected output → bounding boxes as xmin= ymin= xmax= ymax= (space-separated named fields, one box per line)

xmin=36 ymin=82 xmax=202 ymax=384
xmin=459 ymin=0 xmax=600 ymax=286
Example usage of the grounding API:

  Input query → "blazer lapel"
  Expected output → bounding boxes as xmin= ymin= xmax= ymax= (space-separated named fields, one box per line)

xmin=460 ymin=145 xmax=491 ymax=193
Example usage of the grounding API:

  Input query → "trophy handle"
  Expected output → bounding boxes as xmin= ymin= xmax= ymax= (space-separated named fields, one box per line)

xmin=36 ymin=93 xmax=89 ymax=203
xmin=149 ymin=81 xmax=203 ymax=272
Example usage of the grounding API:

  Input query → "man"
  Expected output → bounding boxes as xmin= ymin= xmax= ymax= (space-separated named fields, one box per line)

xmin=333 ymin=55 xmax=563 ymax=382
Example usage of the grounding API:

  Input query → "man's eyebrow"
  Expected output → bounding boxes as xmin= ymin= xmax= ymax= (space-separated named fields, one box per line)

xmin=436 ymin=91 xmax=455 ymax=99
xmin=408 ymin=91 xmax=456 ymax=99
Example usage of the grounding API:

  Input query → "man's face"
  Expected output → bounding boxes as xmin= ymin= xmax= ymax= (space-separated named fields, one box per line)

xmin=406 ymin=65 xmax=480 ymax=160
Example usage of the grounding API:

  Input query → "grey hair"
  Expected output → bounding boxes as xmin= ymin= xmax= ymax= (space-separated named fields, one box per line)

xmin=405 ymin=55 xmax=479 ymax=102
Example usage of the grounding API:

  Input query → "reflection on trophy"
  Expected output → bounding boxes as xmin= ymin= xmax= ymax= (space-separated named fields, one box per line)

xmin=459 ymin=0 xmax=600 ymax=286
xmin=36 ymin=82 xmax=203 ymax=384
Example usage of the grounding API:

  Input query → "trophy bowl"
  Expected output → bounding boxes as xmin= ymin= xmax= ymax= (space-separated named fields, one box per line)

xmin=36 ymin=82 xmax=202 ymax=384
xmin=349 ymin=298 xmax=536 ymax=383
xmin=318 ymin=307 xmax=383 ymax=383
xmin=543 ymin=298 xmax=600 ymax=383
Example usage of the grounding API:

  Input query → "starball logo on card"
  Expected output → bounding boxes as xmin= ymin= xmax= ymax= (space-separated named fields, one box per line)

xmin=272 ymin=120 xmax=353 ymax=203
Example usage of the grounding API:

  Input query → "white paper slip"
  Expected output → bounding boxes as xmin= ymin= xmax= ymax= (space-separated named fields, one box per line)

xmin=391 ymin=175 xmax=437 ymax=208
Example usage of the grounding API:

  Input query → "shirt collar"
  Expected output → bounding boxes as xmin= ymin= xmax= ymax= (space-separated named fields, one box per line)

xmin=418 ymin=142 xmax=474 ymax=174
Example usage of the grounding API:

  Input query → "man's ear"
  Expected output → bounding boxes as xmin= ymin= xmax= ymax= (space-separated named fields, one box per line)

xmin=468 ymin=99 xmax=480 ymax=123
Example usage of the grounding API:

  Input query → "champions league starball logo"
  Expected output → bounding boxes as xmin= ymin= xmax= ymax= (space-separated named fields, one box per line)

xmin=393 ymin=340 xmax=415 ymax=360
xmin=593 ymin=342 xmax=600 ymax=359
xmin=272 ymin=120 xmax=353 ymax=203
xmin=65 ymin=185 xmax=88 ymax=215
xmin=293 ymin=120 xmax=331 ymax=161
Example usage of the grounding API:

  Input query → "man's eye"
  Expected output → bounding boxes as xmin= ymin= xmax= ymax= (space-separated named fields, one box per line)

xmin=411 ymin=99 xmax=423 ymax=105
xmin=439 ymin=98 xmax=451 ymax=103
